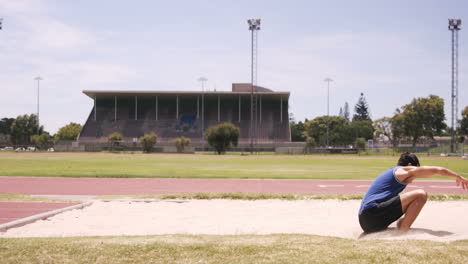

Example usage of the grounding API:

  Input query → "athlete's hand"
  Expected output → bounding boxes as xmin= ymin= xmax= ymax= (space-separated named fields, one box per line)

xmin=456 ymin=175 xmax=468 ymax=190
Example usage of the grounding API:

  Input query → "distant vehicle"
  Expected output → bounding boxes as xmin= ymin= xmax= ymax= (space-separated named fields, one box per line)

xmin=47 ymin=147 xmax=55 ymax=152
xmin=15 ymin=147 xmax=25 ymax=151
xmin=27 ymin=147 xmax=36 ymax=151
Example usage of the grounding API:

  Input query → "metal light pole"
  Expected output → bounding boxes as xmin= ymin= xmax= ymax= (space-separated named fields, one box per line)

xmin=198 ymin=77 xmax=207 ymax=151
xmin=0 ymin=18 xmax=3 ymax=30
xmin=248 ymin=18 xmax=261 ymax=153
xmin=324 ymin=78 xmax=333 ymax=148
xmin=448 ymin=19 xmax=461 ymax=153
xmin=34 ymin=76 xmax=43 ymax=133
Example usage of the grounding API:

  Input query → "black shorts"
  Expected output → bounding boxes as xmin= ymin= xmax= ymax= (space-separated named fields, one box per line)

xmin=359 ymin=195 xmax=403 ymax=233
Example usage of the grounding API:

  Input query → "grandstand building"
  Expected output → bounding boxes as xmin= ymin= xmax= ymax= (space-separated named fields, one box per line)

xmin=78 ymin=83 xmax=291 ymax=145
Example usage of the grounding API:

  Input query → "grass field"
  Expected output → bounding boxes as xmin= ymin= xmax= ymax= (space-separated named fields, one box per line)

xmin=1 ymin=152 xmax=467 ymax=263
xmin=0 ymin=152 xmax=466 ymax=179
xmin=1 ymin=235 xmax=467 ymax=264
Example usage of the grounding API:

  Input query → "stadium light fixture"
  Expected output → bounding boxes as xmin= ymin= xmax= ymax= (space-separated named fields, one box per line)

xmin=34 ymin=76 xmax=43 ymax=133
xmin=448 ymin=18 xmax=462 ymax=153
xmin=247 ymin=18 xmax=261 ymax=153
xmin=197 ymin=77 xmax=207 ymax=92
xmin=198 ymin=77 xmax=207 ymax=150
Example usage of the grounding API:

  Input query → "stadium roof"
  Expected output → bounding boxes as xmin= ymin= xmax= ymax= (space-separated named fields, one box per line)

xmin=83 ymin=90 xmax=290 ymax=99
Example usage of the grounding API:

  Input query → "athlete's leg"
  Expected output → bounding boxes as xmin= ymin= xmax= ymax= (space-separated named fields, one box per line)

xmin=397 ymin=189 xmax=428 ymax=232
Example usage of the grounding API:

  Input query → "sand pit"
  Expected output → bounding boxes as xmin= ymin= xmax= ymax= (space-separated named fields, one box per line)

xmin=1 ymin=199 xmax=467 ymax=242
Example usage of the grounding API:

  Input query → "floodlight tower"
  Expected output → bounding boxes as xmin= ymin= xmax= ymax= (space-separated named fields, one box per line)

xmin=248 ymin=18 xmax=261 ymax=153
xmin=448 ymin=19 xmax=461 ymax=153
xmin=34 ymin=76 xmax=43 ymax=133
xmin=198 ymin=77 xmax=208 ymax=150
xmin=324 ymin=78 xmax=333 ymax=148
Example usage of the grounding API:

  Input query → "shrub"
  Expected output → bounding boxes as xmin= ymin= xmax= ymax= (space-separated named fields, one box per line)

xmin=139 ymin=133 xmax=158 ymax=153
xmin=108 ymin=132 xmax=123 ymax=151
xmin=30 ymin=133 xmax=52 ymax=149
xmin=304 ymin=136 xmax=316 ymax=154
xmin=174 ymin=136 xmax=191 ymax=153
xmin=355 ymin=137 xmax=366 ymax=151
xmin=204 ymin=123 xmax=240 ymax=154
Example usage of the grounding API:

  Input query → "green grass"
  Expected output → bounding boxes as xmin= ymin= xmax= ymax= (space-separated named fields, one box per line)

xmin=0 ymin=193 xmax=75 ymax=203
xmin=0 ymin=152 xmax=466 ymax=179
xmin=97 ymin=192 xmax=468 ymax=201
xmin=0 ymin=235 xmax=466 ymax=264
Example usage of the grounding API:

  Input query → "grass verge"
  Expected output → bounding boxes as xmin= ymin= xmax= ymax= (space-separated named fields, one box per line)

xmin=0 ymin=234 xmax=466 ymax=264
xmin=96 ymin=192 xmax=468 ymax=201
xmin=1 ymin=152 xmax=466 ymax=179
xmin=0 ymin=193 xmax=75 ymax=203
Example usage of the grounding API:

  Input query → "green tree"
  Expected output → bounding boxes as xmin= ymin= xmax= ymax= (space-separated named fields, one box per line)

xmin=390 ymin=111 xmax=405 ymax=147
xmin=353 ymin=93 xmax=371 ymax=122
xmin=400 ymin=95 xmax=446 ymax=146
xmin=374 ymin=116 xmax=403 ymax=147
xmin=303 ymin=116 xmax=353 ymax=146
xmin=205 ymin=123 xmax=240 ymax=154
xmin=460 ymin=106 xmax=468 ymax=136
xmin=10 ymin=114 xmax=43 ymax=145
xmin=174 ymin=136 xmax=191 ymax=152
xmin=31 ymin=133 xmax=52 ymax=149
xmin=139 ymin=133 xmax=157 ymax=153
xmin=344 ymin=102 xmax=350 ymax=121
xmin=0 ymin=118 xmax=15 ymax=135
xmin=290 ymin=121 xmax=306 ymax=142
xmin=55 ymin=123 xmax=82 ymax=143
xmin=350 ymin=120 xmax=374 ymax=140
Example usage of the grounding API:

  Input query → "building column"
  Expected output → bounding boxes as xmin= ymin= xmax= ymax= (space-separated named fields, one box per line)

xmin=260 ymin=95 xmax=262 ymax=123
xmin=280 ymin=96 xmax=283 ymax=123
xmin=155 ymin=96 xmax=158 ymax=121
xmin=135 ymin=96 xmax=138 ymax=120
xmin=176 ymin=96 xmax=179 ymax=120
xmin=94 ymin=96 xmax=97 ymax=121
xmin=238 ymin=95 xmax=241 ymax=122
xmin=114 ymin=96 xmax=117 ymax=121
xmin=218 ymin=95 xmax=220 ymax=122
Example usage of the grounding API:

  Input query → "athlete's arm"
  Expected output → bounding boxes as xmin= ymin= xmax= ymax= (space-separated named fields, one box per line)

xmin=395 ymin=166 xmax=468 ymax=189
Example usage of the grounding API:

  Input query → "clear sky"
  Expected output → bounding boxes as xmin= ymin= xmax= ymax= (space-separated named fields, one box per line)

xmin=0 ymin=0 xmax=466 ymax=133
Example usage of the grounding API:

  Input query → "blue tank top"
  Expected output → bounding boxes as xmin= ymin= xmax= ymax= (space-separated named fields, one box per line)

xmin=359 ymin=166 xmax=406 ymax=214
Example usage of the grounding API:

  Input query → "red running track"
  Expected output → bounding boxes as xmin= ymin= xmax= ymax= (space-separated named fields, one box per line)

xmin=0 ymin=202 xmax=76 ymax=225
xmin=0 ymin=177 xmax=466 ymax=195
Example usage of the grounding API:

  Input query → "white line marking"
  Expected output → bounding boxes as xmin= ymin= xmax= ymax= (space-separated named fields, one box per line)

xmin=318 ymin=185 xmax=345 ymax=188
xmin=356 ymin=185 xmax=369 ymax=188
xmin=429 ymin=186 xmax=458 ymax=189
xmin=406 ymin=185 xmax=422 ymax=188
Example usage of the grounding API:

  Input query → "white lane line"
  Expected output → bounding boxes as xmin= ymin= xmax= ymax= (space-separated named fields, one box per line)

xmin=429 ymin=185 xmax=458 ymax=189
xmin=356 ymin=185 xmax=370 ymax=188
xmin=406 ymin=185 xmax=422 ymax=188
xmin=318 ymin=185 xmax=345 ymax=188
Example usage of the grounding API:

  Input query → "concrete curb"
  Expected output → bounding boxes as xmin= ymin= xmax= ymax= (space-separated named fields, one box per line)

xmin=0 ymin=201 xmax=93 ymax=232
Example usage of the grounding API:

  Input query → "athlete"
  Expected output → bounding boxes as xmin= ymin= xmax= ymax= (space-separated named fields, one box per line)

xmin=358 ymin=152 xmax=468 ymax=233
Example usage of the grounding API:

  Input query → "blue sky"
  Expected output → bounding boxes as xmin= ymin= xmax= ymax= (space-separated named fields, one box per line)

xmin=0 ymin=0 xmax=466 ymax=133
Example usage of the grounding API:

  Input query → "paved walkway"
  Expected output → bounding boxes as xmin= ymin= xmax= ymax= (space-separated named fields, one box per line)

xmin=0 ymin=177 xmax=466 ymax=195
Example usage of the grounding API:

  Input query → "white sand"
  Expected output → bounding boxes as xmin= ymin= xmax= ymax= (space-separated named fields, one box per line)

xmin=1 ymin=200 xmax=467 ymax=242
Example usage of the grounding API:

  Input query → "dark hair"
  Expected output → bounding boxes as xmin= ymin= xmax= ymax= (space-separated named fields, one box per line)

xmin=397 ymin=152 xmax=420 ymax=166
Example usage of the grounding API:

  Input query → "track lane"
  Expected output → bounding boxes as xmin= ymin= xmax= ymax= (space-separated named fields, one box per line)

xmin=0 ymin=177 xmax=466 ymax=195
